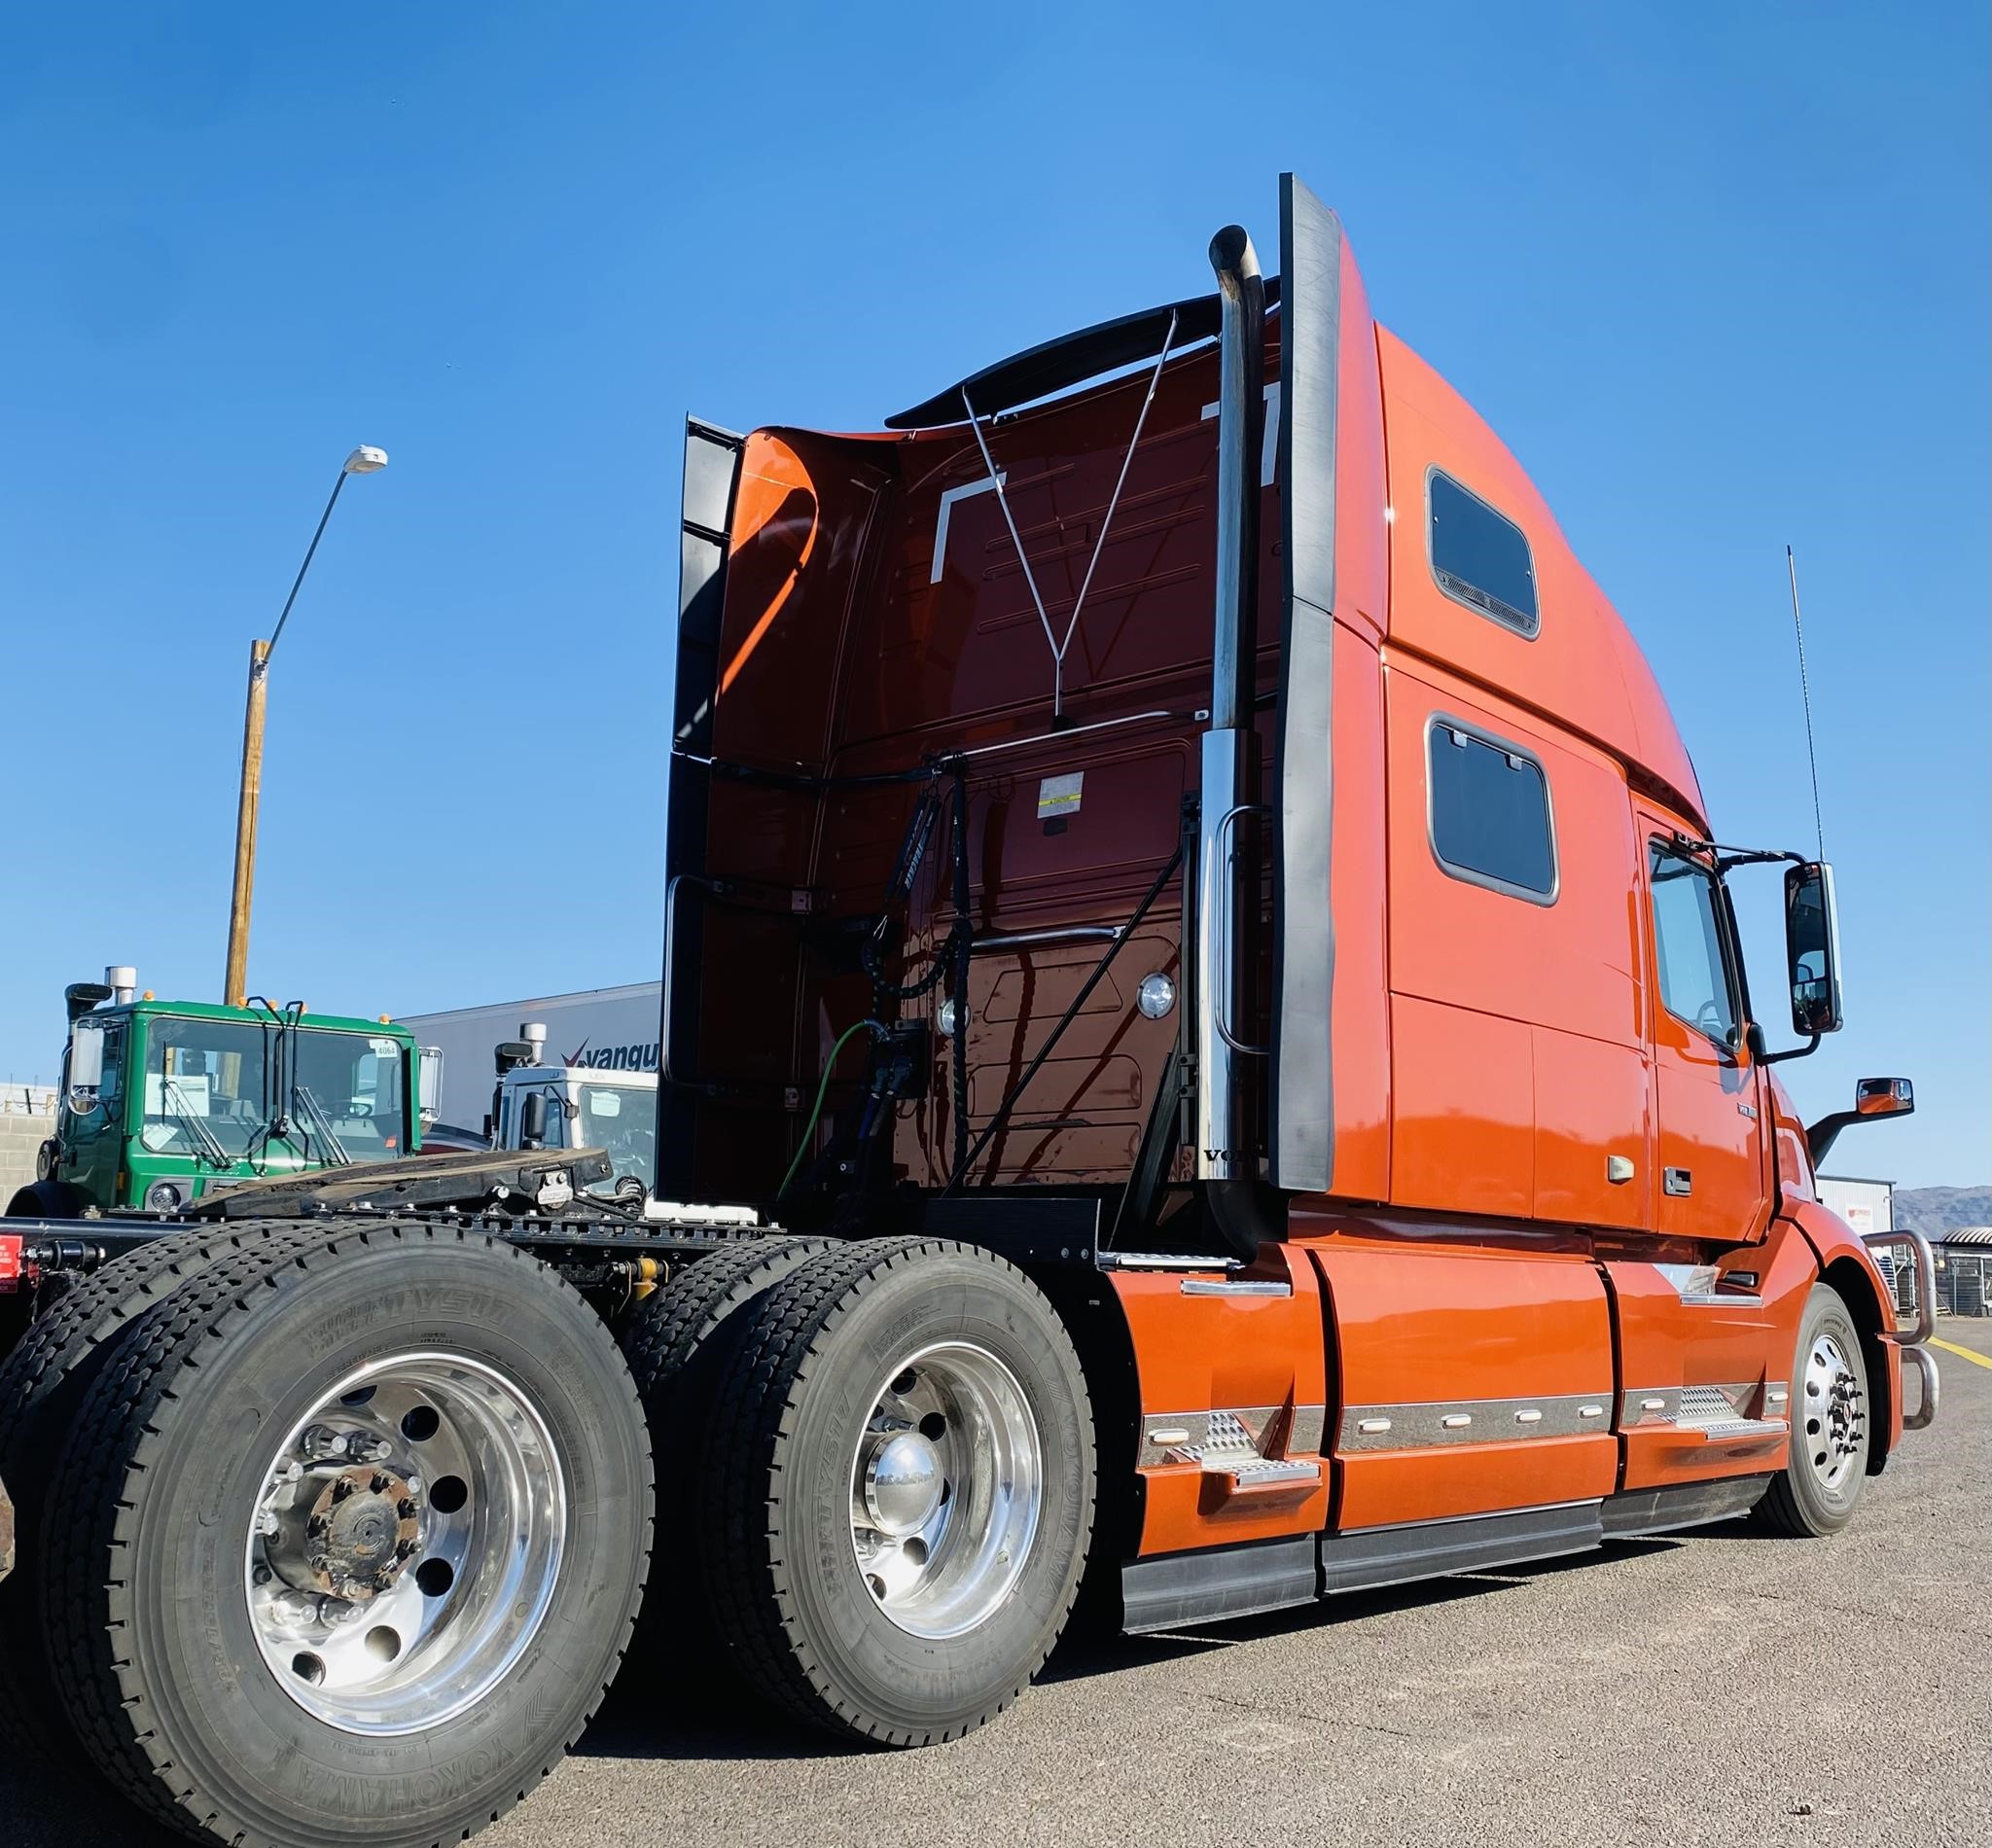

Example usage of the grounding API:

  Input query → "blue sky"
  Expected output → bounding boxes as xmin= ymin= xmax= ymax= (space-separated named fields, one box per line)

xmin=1 ymin=3 xmax=1984 ymax=1186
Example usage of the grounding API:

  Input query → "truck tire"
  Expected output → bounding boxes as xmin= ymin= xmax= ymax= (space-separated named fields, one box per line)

xmin=620 ymin=1235 xmax=833 ymax=1413
xmin=0 ymin=1222 xmax=337 ymax=1757
xmin=5 ymin=1178 xmax=89 ymax=1219
xmin=1754 ymin=1282 xmax=1871 ymax=1538
xmin=41 ymin=1224 xmax=652 ymax=1848
xmin=618 ymin=1235 xmax=829 ymax=1679
xmin=698 ymin=1238 xmax=1094 ymax=1745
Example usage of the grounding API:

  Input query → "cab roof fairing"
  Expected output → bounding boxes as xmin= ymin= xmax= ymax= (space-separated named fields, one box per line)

xmin=720 ymin=322 xmax=1710 ymax=843
xmin=1372 ymin=327 xmax=1709 ymax=835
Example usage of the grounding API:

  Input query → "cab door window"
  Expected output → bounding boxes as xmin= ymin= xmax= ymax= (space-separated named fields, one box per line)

xmin=1648 ymin=842 xmax=1738 ymax=1048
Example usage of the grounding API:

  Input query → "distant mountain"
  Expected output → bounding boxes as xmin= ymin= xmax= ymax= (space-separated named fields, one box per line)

xmin=1892 ymin=1186 xmax=1992 ymax=1238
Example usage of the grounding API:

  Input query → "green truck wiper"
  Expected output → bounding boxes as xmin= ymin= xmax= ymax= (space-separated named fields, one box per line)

xmin=163 ymin=1079 xmax=232 ymax=1170
xmin=292 ymin=1084 xmax=351 ymax=1167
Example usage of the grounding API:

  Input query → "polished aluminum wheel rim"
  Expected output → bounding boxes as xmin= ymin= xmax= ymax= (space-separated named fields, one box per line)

xmin=244 ymin=1351 xmax=566 ymax=1734
xmin=1801 ymin=1331 xmax=1865 ymax=1493
xmin=848 ymin=1340 xmax=1042 ymax=1639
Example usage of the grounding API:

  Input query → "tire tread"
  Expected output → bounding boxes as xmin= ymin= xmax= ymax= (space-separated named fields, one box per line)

xmin=696 ymin=1237 xmax=1093 ymax=1747
xmin=40 ymin=1221 xmax=651 ymax=1848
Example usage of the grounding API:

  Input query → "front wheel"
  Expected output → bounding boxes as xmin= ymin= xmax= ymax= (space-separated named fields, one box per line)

xmin=1755 ymin=1282 xmax=1870 ymax=1538
xmin=699 ymin=1238 xmax=1095 ymax=1745
xmin=42 ymin=1226 xmax=652 ymax=1848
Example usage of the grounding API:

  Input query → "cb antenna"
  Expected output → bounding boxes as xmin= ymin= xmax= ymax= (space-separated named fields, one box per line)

xmin=1785 ymin=545 xmax=1825 ymax=862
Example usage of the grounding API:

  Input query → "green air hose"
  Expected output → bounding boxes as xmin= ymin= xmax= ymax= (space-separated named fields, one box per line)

xmin=776 ymin=1018 xmax=883 ymax=1201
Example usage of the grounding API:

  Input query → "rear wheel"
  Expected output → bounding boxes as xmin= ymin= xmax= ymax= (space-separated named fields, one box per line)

xmin=0 ymin=1223 xmax=335 ymax=1755
xmin=699 ymin=1238 xmax=1094 ymax=1745
xmin=619 ymin=1236 xmax=830 ymax=1678
xmin=41 ymin=1226 xmax=651 ymax=1848
xmin=1755 ymin=1283 xmax=1870 ymax=1538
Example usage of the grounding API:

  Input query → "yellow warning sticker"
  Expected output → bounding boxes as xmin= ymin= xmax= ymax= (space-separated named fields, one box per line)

xmin=1037 ymin=772 xmax=1084 ymax=819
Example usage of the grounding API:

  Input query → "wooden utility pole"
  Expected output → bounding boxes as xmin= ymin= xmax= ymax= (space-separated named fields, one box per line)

xmin=219 ymin=446 xmax=386 ymax=1005
xmin=223 ymin=638 xmax=271 ymax=1007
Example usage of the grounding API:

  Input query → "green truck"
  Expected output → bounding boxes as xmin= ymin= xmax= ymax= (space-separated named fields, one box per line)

xmin=7 ymin=966 xmax=428 ymax=1219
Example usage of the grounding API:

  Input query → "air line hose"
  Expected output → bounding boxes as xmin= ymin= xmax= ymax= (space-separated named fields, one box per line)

xmin=776 ymin=1017 xmax=883 ymax=1201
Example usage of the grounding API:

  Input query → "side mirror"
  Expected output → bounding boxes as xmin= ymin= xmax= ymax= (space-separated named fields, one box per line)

xmin=1806 ymin=1076 xmax=1914 ymax=1168
xmin=67 ymin=1019 xmax=106 ymax=1110
xmin=520 ymin=1091 xmax=547 ymax=1149
xmin=1784 ymin=861 xmax=1843 ymax=1037
xmin=1856 ymin=1076 xmax=1914 ymax=1119
xmin=416 ymin=1047 xmax=443 ymax=1122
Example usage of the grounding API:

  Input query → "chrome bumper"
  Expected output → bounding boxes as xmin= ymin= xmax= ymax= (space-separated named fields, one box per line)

xmin=1863 ymin=1228 xmax=1939 ymax=1432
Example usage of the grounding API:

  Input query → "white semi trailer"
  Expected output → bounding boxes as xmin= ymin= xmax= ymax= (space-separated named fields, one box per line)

xmin=397 ymin=981 xmax=660 ymax=1136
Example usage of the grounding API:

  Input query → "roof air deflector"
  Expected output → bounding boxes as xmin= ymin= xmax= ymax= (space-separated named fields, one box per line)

xmin=886 ymin=277 xmax=1282 ymax=430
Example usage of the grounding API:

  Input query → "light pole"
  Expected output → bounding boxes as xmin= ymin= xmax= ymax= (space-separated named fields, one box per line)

xmin=223 ymin=445 xmax=389 ymax=1005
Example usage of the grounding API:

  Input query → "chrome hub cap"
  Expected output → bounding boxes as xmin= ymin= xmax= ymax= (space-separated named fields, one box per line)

xmin=865 ymin=1431 xmax=945 ymax=1536
xmin=244 ymin=1352 xmax=566 ymax=1734
xmin=1802 ymin=1331 xmax=1865 ymax=1493
xmin=848 ymin=1341 xmax=1043 ymax=1640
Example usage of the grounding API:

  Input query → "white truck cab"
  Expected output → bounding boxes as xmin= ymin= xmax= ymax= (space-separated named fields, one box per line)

xmin=494 ymin=1061 xmax=658 ymax=1195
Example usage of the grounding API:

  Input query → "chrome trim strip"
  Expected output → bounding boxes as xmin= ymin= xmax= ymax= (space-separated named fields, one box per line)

xmin=1337 ymin=1393 xmax=1612 ymax=1453
xmin=1288 ymin=1404 xmax=1327 ymax=1455
xmin=1180 ymin=1277 xmax=1292 ymax=1297
xmin=1097 ymin=1252 xmax=1240 ymax=1272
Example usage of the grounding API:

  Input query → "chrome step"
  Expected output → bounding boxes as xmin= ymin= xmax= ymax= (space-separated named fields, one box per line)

xmin=1217 ymin=1456 xmax=1324 ymax=1490
xmin=1686 ymin=1416 xmax=1787 ymax=1442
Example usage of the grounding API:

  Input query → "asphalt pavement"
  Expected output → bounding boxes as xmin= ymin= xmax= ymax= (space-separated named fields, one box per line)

xmin=9 ymin=1329 xmax=1989 ymax=1848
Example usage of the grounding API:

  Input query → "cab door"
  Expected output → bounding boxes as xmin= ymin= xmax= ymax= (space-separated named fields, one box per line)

xmin=1639 ymin=827 xmax=1768 ymax=1246
xmin=57 ymin=1020 xmax=127 ymax=1207
xmin=1610 ymin=821 xmax=1784 ymax=1492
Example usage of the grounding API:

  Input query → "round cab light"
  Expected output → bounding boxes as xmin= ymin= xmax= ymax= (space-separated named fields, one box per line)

xmin=937 ymin=998 xmax=967 ymax=1038
xmin=146 ymin=1180 xmax=185 ymax=1213
xmin=1137 ymin=973 xmax=1177 ymax=1020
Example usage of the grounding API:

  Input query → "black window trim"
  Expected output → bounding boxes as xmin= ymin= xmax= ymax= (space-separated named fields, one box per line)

xmin=1645 ymin=835 xmax=1747 ymax=1055
xmin=1424 ymin=710 xmax=1559 ymax=906
xmin=1424 ymin=465 xmax=1541 ymax=640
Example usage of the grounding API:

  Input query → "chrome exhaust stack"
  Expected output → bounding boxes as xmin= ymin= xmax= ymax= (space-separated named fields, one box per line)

xmin=1194 ymin=226 xmax=1266 ymax=1198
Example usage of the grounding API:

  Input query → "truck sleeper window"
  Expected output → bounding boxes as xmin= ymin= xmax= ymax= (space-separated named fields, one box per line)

xmin=1428 ymin=720 xmax=1556 ymax=902
xmin=1428 ymin=469 xmax=1540 ymax=637
xmin=1648 ymin=842 xmax=1739 ymax=1046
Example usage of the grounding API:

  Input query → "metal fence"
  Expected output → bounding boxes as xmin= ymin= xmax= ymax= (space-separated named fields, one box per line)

xmin=1935 ymin=1248 xmax=1990 ymax=1318
xmin=1872 ymin=1237 xmax=1990 ymax=1320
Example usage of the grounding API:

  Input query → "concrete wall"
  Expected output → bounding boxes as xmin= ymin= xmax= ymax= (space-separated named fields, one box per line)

xmin=0 ymin=1087 xmax=55 ymax=1205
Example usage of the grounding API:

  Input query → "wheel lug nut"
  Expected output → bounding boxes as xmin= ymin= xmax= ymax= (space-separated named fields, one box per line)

xmin=371 ymin=1473 xmax=390 ymax=1494
xmin=332 ymin=1478 xmax=354 ymax=1502
xmin=397 ymin=1498 xmax=416 ymax=1519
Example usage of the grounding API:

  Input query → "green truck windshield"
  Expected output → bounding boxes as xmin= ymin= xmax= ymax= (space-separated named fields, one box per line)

xmin=142 ymin=1018 xmax=408 ymax=1164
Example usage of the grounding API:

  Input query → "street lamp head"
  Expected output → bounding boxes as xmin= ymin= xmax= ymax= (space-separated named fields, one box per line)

xmin=342 ymin=445 xmax=389 ymax=475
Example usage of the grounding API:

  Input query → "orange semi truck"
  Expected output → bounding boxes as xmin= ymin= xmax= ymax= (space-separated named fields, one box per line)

xmin=0 ymin=174 xmax=1937 ymax=1846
